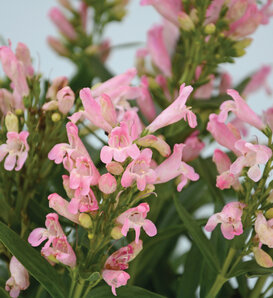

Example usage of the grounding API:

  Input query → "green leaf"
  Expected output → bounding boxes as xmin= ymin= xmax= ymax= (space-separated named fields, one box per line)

xmin=86 ymin=285 xmax=166 ymax=297
xmin=228 ymin=260 xmax=273 ymax=278
xmin=173 ymin=195 xmax=220 ymax=272
xmin=0 ymin=222 xmax=66 ymax=298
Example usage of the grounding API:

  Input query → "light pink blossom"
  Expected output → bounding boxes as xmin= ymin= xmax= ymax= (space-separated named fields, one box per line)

xmin=56 ymin=86 xmax=75 ymax=114
xmin=102 ymin=270 xmax=130 ymax=296
xmin=147 ymin=24 xmax=172 ymax=77
xmin=0 ymin=131 xmax=29 ymax=171
xmin=49 ymin=7 xmax=77 ymax=40
xmin=255 ymin=212 xmax=273 ymax=248
xmin=121 ymin=149 xmax=157 ymax=191
xmin=194 ymin=75 xmax=214 ymax=100
xmin=147 ymin=84 xmax=196 ymax=133
xmin=205 ymin=202 xmax=246 ymax=240
xmin=219 ymin=72 xmax=232 ymax=94
xmin=230 ymin=140 xmax=272 ymax=182
xmin=182 ymin=131 xmax=205 ymax=162
xmin=116 ymin=203 xmax=157 ymax=243
xmin=46 ymin=76 xmax=68 ymax=100
xmin=154 ymin=144 xmax=199 ymax=191
xmin=100 ymin=122 xmax=140 ymax=164
xmin=15 ymin=42 xmax=34 ymax=78
xmin=5 ymin=257 xmax=30 ymax=298
xmin=99 ymin=173 xmax=117 ymax=194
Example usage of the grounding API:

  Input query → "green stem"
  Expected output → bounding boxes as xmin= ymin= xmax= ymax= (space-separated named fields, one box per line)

xmin=206 ymin=247 xmax=236 ymax=298
xmin=249 ymin=275 xmax=268 ymax=298
xmin=73 ymin=280 xmax=85 ymax=298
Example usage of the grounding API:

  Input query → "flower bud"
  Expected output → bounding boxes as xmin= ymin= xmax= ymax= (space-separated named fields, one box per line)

xmin=135 ymin=184 xmax=156 ymax=200
xmin=47 ymin=36 xmax=69 ymax=57
xmin=5 ymin=112 xmax=19 ymax=132
xmin=88 ymin=233 xmax=94 ymax=239
xmin=57 ymin=86 xmax=75 ymax=114
xmin=253 ymin=247 xmax=273 ymax=268
xmin=79 ymin=213 xmax=93 ymax=229
xmin=265 ymin=208 xmax=273 ymax=219
xmin=99 ymin=173 xmax=117 ymax=194
xmin=233 ymin=38 xmax=252 ymax=57
xmin=204 ymin=23 xmax=216 ymax=35
xmin=190 ymin=9 xmax=198 ymax=24
xmin=51 ymin=112 xmax=61 ymax=122
xmin=178 ymin=12 xmax=195 ymax=31
xmin=111 ymin=226 xmax=123 ymax=240
xmin=15 ymin=109 xmax=23 ymax=116
xmin=106 ymin=161 xmax=124 ymax=175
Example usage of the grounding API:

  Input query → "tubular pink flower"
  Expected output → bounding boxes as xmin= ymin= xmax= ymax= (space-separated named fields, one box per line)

xmin=28 ymin=213 xmax=76 ymax=267
xmin=47 ymin=36 xmax=70 ymax=56
xmin=205 ymin=0 xmax=225 ymax=24
xmin=140 ymin=0 xmax=182 ymax=26
xmin=46 ymin=76 xmax=68 ymax=100
xmin=56 ymin=86 xmax=75 ymax=114
xmin=121 ymin=149 xmax=156 ymax=191
xmin=99 ymin=173 xmax=117 ymax=194
xmin=5 ymin=257 xmax=30 ymax=298
xmin=243 ymin=65 xmax=271 ymax=96
xmin=0 ymin=131 xmax=29 ymax=171
xmin=182 ymin=131 xmax=205 ymax=162
xmin=205 ymin=202 xmax=246 ymax=240
xmin=70 ymin=88 xmax=117 ymax=133
xmin=147 ymin=24 xmax=172 ymax=77
xmin=48 ymin=193 xmax=80 ymax=224
xmin=48 ymin=7 xmax=77 ymax=40
xmin=100 ymin=122 xmax=140 ymax=164
xmin=156 ymin=75 xmax=172 ymax=101
xmin=0 ymin=89 xmax=19 ymax=115
xmin=265 ymin=107 xmax=273 ymax=131
xmin=116 ymin=203 xmax=157 ymax=243
xmin=136 ymin=135 xmax=171 ymax=157
xmin=194 ymin=74 xmax=215 ymax=100
xmin=15 ymin=42 xmax=34 ymax=78
xmin=255 ymin=212 xmax=273 ymax=248
xmin=230 ymin=140 xmax=272 ymax=182
xmin=122 ymin=110 xmax=143 ymax=141
xmin=147 ymin=84 xmax=196 ymax=133
xmin=102 ymin=270 xmax=130 ymax=296
xmin=28 ymin=213 xmax=64 ymax=248
xmin=207 ymin=113 xmax=241 ymax=155
xmin=154 ymin=144 xmax=199 ymax=191
xmin=218 ymin=89 xmax=265 ymax=130
xmin=219 ymin=72 xmax=232 ymax=94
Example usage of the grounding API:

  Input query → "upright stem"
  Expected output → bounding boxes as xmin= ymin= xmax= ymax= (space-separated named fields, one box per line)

xmin=249 ymin=275 xmax=268 ymax=298
xmin=206 ymin=247 xmax=237 ymax=298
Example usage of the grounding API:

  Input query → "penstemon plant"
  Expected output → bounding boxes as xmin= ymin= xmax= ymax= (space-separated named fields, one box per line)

xmin=0 ymin=0 xmax=273 ymax=297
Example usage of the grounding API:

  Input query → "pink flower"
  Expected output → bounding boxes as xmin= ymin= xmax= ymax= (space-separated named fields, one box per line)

xmin=70 ymin=88 xmax=117 ymax=133
xmin=15 ymin=42 xmax=34 ymax=78
xmin=46 ymin=76 xmax=68 ymax=100
xmin=116 ymin=203 xmax=156 ymax=243
xmin=230 ymin=140 xmax=272 ymax=182
xmin=154 ymin=144 xmax=199 ymax=191
xmin=48 ymin=193 xmax=80 ymax=224
xmin=147 ymin=84 xmax=196 ymax=133
xmin=265 ymin=107 xmax=273 ymax=131
xmin=213 ymin=149 xmax=241 ymax=190
xmin=219 ymin=72 xmax=232 ymax=94
xmin=243 ymin=65 xmax=271 ymax=96
xmin=5 ymin=257 xmax=30 ymax=298
xmin=28 ymin=213 xmax=76 ymax=267
xmin=48 ymin=7 xmax=77 ymax=40
xmin=205 ymin=0 xmax=225 ymax=24
xmin=99 ymin=173 xmax=117 ymax=194
xmin=0 ymin=131 xmax=29 ymax=171
xmin=140 ymin=0 xmax=182 ymax=26
xmin=0 ymin=89 xmax=18 ymax=115
xmin=147 ymin=24 xmax=172 ymax=77
xmin=205 ymin=202 xmax=246 ymax=240
xmin=56 ymin=86 xmax=75 ymax=114
xmin=121 ymin=149 xmax=156 ymax=191
xmin=218 ymin=89 xmax=265 ymax=130
xmin=207 ymin=113 xmax=241 ymax=155
xmin=100 ymin=122 xmax=140 ymax=164
xmin=182 ymin=131 xmax=205 ymax=162
xmin=47 ymin=36 xmax=70 ymax=56
xmin=102 ymin=241 xmax=143 ymax=295
xmin=255 ymin=212 xmax=273 ymax=248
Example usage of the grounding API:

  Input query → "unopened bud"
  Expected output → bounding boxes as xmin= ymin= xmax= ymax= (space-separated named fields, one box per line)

xmin=5 ymin=112 xmax=19 ymax=132
xmin=178 ymin=12 xmax=195 ymax=32
xmin=51 ymin=112 xmax=61 ymax=122
xmin=47 ymin=36 xmax=69 ymax=57
xmin=265 ymin=208 xmax=273 ymax=219
xmin=190 ymin=8 xmax=199 ymax=24
xmin=106 ymin=161 xmax=124 ymax=175
xmin=79 ymin=213 xmax=93 ymax=229
xmin=111 ymin=226 xmax=123 ymax=240
xmin=135 ymin=184 xmax=156 ymax=200
xmin=85 ymin=45 xmax=99 ymax=56
xmin=88 ymin=233 xmax=94 ymax=240
xmin=204 ymin=23 xmax=216 ymax=35
xmin=234 ymin=38 xmax=252 ymax=57
xmin=15 ymin=109 xmax=23 ymax=116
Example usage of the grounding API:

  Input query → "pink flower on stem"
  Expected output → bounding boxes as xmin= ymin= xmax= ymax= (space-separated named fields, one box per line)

xmin=0 ymin=131 xmax=29 ymax=171
xmin=213 ymin=149 xmax=241 ymax=190
xmin=15 ymin=42 xmax=34 ymax=78
xmin=205 ymin=202 xmax=246 ymax=240
xmin=154 ymin=144 xmax=199 ymax=192
xmin=70 ymin=88 xmax=117 ymax=133
xmin=48 ymin=7 xmax=77 ymax=40
xmin=207 ymin=113 xmax=241 ymax=155
xmin=147 ymin=24 xmax=172 ymax=77
xmin=46 ymin=76 xmax=68 ymax=100
xmin=218 ymin=89 xmax=265 ymax=130
xmin=219 ymin=72 xmax=232 ymax=94
xmin=182 ymin=131 xmax=205 ymax=162
xmin=116 ymin=203 xmax=157 ymax=243
xmin=28 ymin=213 xmax=76 ymax=267
xmin=230 ymin=140 xmax=272 ymax=182
xmin=5 ymin=257 xmax=30 ymax=298
xmin=99 ymin=173 xmax=117 ymax=194
xmin=101 ymin=122 xmax=140 ymax=164
xmin=147 ymin=84 xmax=196 ymax=133
xmin=56 ymin=86 xmax=75 ymax=114
xmin=255 ymin=212 xmax=273 ymax=248
xmin=102 ymin=270 xmax=130 ymax=296
xmin=121 ymin=148 xmax=157 ymax=191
